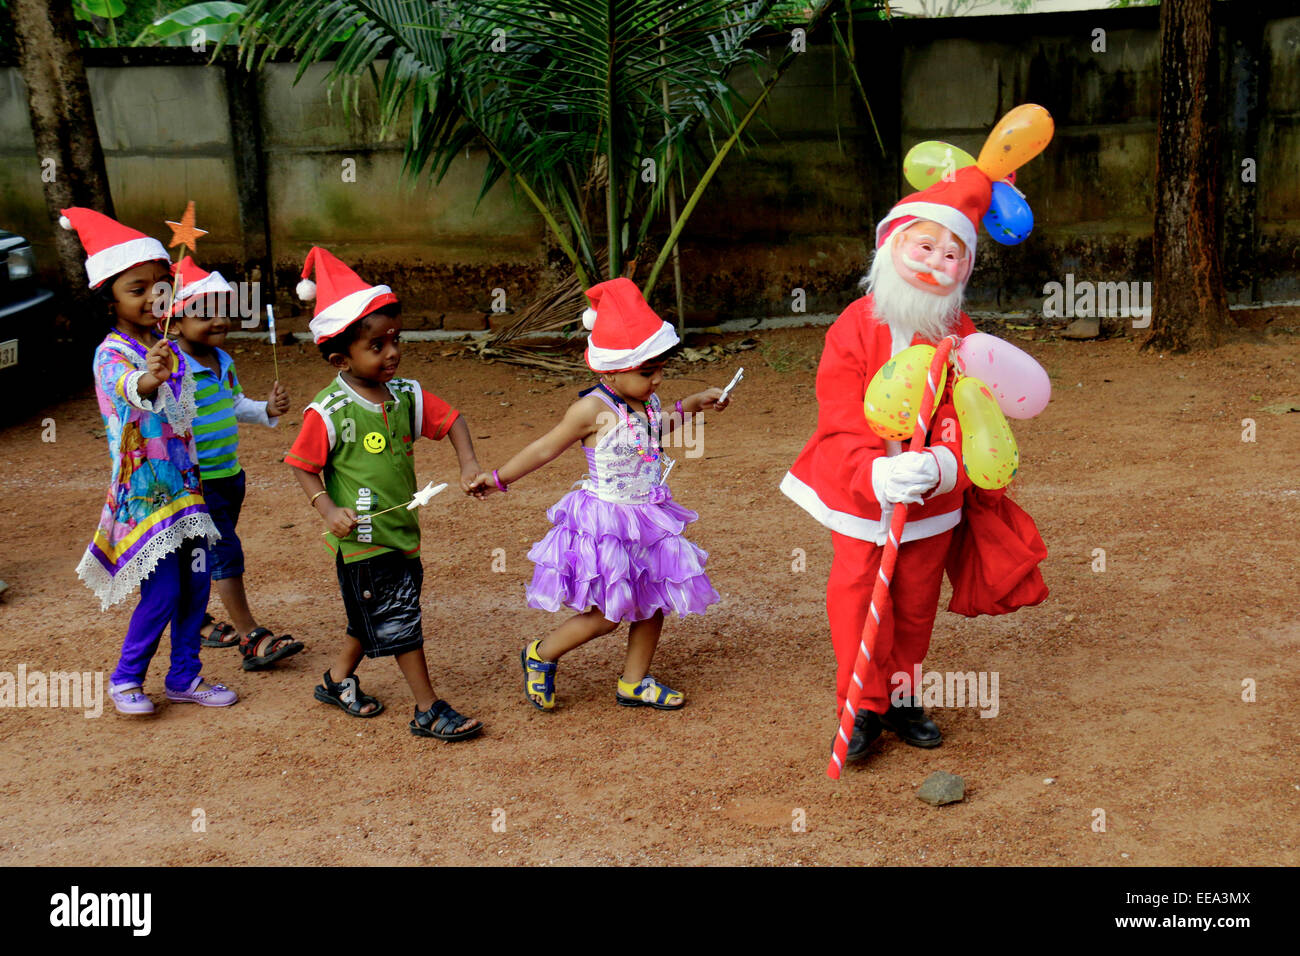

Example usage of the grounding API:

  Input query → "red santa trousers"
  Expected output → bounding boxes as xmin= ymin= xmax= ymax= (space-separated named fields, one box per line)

xmin=827 ymin=528 xmax=953 ymax=717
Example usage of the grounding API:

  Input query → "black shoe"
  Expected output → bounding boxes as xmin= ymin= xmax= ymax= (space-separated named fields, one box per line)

xmin=845 ymin=708 xmax=882 ymax=761
xmin=880 ymin=697 xmax=942 ymax=748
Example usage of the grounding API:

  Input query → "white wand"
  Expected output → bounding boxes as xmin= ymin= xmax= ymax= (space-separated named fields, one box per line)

xmin=718 ymin=366 xmax=744 ymax=404
xmin=322 ymin=481 xmax=448 ymax=536
xmin=267 ymin=304 xmax=280 ymax=384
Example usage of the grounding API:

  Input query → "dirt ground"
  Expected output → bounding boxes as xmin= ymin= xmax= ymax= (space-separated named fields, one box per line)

xmin=0 ymin=322 xmax=1297 ymax=867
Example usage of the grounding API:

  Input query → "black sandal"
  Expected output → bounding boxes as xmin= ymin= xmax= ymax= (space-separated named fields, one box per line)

xmin=410 ymin=699 xmax=483 ymax=741
xmin=314 ymin=670 xmax=384 ymax=717
xmin=199 ymin=613 xmax=240 ymax=648
xmin=240 ymin=627 xmax=304 ymax=671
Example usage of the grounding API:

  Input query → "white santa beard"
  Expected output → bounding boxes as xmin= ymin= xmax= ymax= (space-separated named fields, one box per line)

xmin=860 ymin=244 xmax=964 ymax=343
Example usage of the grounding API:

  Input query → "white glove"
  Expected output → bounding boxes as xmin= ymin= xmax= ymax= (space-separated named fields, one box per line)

xmin=872 ymin=451 xmax=940 ymax=506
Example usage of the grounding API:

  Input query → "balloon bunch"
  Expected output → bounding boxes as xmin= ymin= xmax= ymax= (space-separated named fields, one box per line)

xmin=864 ymin=333 xmax=1049 ymax=490
xmin=901 ymin=104 xmax=1054 ymax=246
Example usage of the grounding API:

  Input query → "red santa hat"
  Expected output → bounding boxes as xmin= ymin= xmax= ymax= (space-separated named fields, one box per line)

xmin=296 ymin=246 xmax=398 ymax=343
xmin=58 ymin=207 xmax=170 ymax=289
xmin=874 ymin=166 xmax=993 ymax=276
xmin=169 ymin=255 xmax=233 ymax=316
xmin=582 ymin=277 xmax=679 ymax=373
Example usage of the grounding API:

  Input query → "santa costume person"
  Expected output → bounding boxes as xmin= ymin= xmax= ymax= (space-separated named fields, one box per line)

xmin=781 ymin=166 xmax=994 ymax=761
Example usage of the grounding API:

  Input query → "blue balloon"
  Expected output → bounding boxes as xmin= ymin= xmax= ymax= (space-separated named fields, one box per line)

xmin=983 ymin=180 xmax=1034 ymax=245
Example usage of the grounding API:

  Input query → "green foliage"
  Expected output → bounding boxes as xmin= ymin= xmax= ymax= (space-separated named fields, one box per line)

xmin=78 ymin=0 xmax=127 ymax=17
xmin=70 ymin=0 xmax=201 ymax=47
xmin=133 ymin=1 xmax=247 ymax=46
xmin=237 ymin=0 xmax=845 ymax=290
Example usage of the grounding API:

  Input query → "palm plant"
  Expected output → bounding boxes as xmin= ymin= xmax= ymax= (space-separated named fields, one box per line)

xmin=236 ymin=0 xmax=846 ymax=333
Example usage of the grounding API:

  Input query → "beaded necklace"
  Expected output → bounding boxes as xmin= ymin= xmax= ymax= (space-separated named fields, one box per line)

xmin=599 ymin=383 xmax=659 ymax=463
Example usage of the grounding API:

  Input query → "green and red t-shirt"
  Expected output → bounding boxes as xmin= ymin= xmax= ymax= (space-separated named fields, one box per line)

xmin=286 ymin=375 xmax=458 ymax=563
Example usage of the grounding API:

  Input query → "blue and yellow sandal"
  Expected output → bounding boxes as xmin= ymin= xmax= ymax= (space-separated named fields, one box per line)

xmin=615 ymin=675 xmax=684 ymax=710
xmin=521 ymin=639 xmax=557 ymax=711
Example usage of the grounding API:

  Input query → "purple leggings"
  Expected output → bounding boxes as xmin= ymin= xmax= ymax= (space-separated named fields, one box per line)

xmin=110 ymin=539 xmax=210 ymax=693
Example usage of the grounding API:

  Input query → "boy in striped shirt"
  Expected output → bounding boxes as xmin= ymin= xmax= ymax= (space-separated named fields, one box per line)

xmin=173 ymin=257 xmax=304 ymax=671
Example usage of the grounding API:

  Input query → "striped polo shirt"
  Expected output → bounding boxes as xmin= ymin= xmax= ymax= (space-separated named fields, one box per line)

xmin=187 ymin=348 xmax=269 ymax=480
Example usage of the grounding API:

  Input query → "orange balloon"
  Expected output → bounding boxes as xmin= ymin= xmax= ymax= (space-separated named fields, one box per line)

xmin=976 ymin=104 xmax=1054 ymax=182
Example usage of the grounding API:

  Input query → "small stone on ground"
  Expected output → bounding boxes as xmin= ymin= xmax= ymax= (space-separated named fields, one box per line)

xmin=917 ymin=771 xmax=965 ymax=806
xmin=1062 ymin=317 xmax=1101 ymax=340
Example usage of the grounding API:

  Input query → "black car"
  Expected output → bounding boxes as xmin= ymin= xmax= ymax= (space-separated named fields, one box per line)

xmin=0 ymin=229 xmax=58 ymax=415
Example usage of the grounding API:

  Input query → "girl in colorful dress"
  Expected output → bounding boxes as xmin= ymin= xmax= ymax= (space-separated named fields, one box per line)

xmin=472 ymin=278 xmax=728 ymax=711
xmin=63 ymin=208 xmax=237 ymax=715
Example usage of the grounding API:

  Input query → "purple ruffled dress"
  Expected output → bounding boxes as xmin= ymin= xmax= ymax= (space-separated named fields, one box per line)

xmin=526 ymin=389 xmax=720 ymax=623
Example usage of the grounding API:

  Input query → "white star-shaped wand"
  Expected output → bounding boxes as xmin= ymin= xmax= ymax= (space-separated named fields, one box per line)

xmin=321 ymin=481 xmax=448 ymax=536
xmin=407 ymin=481 xmax=446 ymax=509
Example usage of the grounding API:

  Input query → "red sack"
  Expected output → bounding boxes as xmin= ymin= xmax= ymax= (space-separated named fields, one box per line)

xmin=945 ymin=487 xmax=1049 ymax=617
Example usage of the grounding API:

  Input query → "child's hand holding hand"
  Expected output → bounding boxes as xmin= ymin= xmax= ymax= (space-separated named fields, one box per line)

xmin=267 ymin=381 xmax=290 ymax=418
xmin=467 ymin=471 xmax=498 ymax=498
xmin=461 ymin=464 xmax=487 ymax=499
xmin=323 ymin=505 xmax=359 ymax=538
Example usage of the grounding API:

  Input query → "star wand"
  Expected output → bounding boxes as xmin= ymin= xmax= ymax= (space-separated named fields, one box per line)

xmin=322 ymin=481 xmax=448 ymax=537
xmin=162 ymin=200 xmax=207 ymax=340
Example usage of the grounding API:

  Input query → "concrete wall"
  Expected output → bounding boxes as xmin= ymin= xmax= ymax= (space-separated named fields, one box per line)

xmin=1 ymin=2 xmax=1296 ymax=330
xmin=681 ymin=5 xmax=1300 ymax=314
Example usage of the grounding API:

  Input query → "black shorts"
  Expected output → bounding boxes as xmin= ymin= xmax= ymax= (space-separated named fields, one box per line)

xmin=335 ymin=551 xmax=424 ymax=658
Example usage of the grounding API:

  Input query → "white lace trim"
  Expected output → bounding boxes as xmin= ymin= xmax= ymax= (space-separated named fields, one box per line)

xmin=157 ymin=362 xmax=198 ymax=434
xmin=123 ymin=371 xmax=157 ymax=412
xmin=76 ymin=512 xmax=221 ymax=611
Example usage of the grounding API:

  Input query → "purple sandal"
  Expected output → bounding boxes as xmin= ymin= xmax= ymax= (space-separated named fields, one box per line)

xmin=109 ymin=682 xmax=155 ymax=716
xmin=165 ymin=676 xmax=238 ymax=707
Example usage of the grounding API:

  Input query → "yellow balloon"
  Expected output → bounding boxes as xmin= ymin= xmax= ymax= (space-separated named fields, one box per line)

xmin=976 ymin=104 xmax=1054 ymax=182
xmin=954 ymin=376 xmax=1019 ymax=489
xmin=903 ymin=140 xmax=977 ymax=191
xmin=864 ymin=344 xmax=947 ymax=441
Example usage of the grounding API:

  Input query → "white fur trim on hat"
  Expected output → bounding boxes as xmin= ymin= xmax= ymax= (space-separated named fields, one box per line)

xmin=175 ymin=270 xmax=233 ymax=302
xmin=308 ymin=285 xmax=395 ymax=342
xmin=84 ymin=236 xmax=171 ymax=289
xmin=296 ymin=278 xmax=317 ymax=302
xmin=586 ymin=320 xmax=679 ymax=373
xmin=59 ymin=215 xmax=72 ymax=230
xmin=581 ymin=307 xmax=599 ymax=330
xmin=876 ymin=201 xmax=978 ymax=271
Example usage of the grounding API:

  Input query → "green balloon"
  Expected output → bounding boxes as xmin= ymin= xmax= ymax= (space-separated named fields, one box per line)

xmin=903 ymin=141 xmax=977 ymax=191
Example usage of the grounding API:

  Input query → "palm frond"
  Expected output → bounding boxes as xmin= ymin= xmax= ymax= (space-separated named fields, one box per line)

xmin=235 ymin=0 xmax=834 ymax=297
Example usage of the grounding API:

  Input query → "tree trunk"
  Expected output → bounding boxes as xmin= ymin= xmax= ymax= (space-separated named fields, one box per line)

xmin=11 ymin=0 xmax=115 ymax=313
xmin=1146 ymin=0 xmax=1233 ymax=352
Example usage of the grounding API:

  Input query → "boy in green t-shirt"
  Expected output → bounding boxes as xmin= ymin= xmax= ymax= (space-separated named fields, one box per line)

xmin=286 ymin=247 xmax=484 ymax=741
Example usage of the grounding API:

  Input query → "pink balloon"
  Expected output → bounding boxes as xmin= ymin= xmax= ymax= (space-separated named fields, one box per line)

xmin=953 ymin=332 xmax=1050 ymax=419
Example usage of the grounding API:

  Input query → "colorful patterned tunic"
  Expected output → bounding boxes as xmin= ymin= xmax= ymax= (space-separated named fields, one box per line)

xmin=76 ymin=331 xmax=220 ymax=610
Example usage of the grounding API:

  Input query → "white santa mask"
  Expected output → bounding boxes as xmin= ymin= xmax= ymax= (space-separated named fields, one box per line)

xmin=861 ymin=223 xmax=968 ymax=343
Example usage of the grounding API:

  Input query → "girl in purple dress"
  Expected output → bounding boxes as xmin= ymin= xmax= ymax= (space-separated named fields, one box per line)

xmin=472 ymin=278 xmax=729 ymax=711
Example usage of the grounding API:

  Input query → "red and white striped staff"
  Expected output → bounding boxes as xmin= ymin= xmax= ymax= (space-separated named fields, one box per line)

xmin=827 ymin=334 xmax=960 ymax=780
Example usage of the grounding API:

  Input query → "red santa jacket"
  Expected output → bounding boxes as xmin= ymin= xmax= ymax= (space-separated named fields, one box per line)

xmin=781 ymin=294 xmax=977 ymax=544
